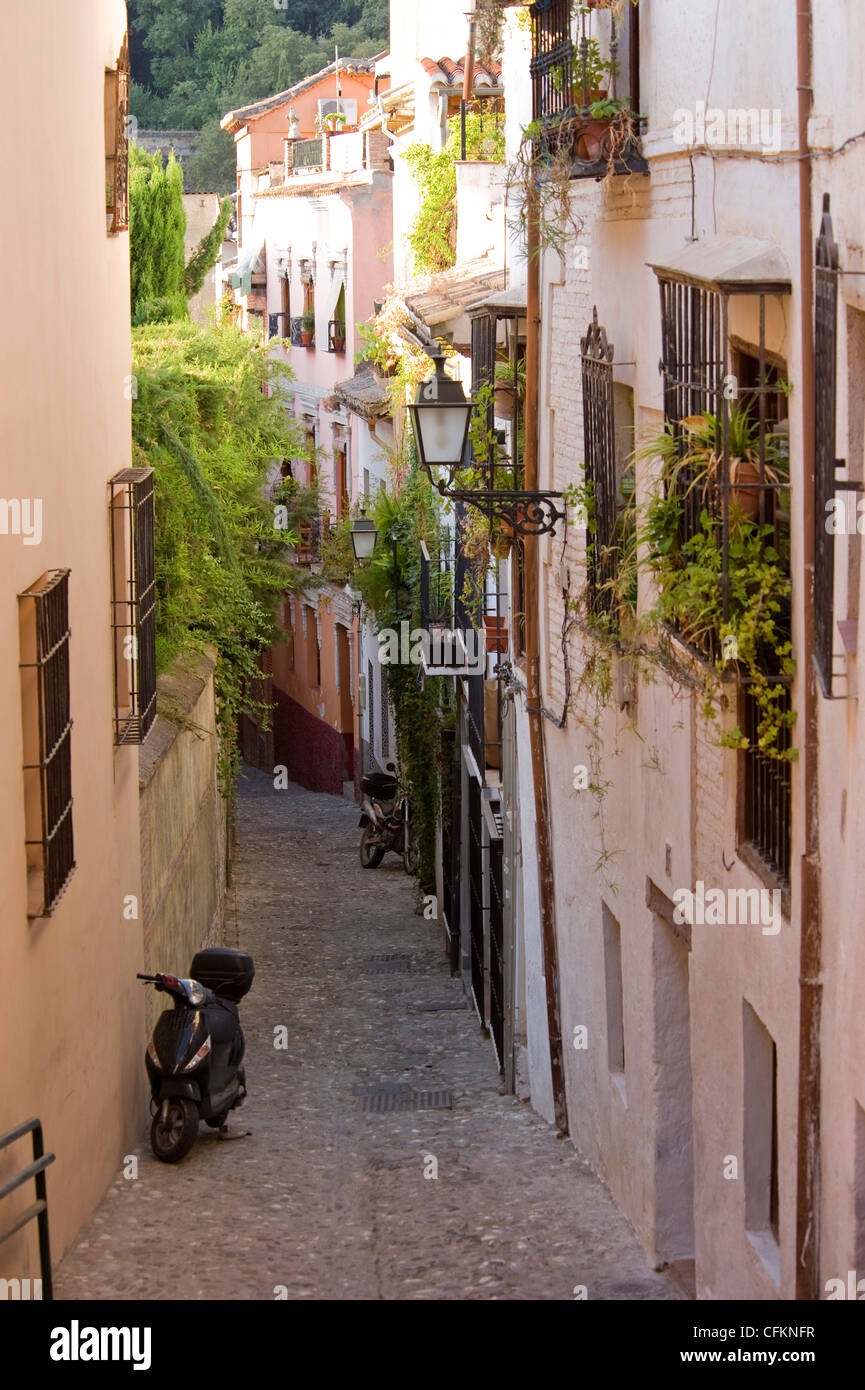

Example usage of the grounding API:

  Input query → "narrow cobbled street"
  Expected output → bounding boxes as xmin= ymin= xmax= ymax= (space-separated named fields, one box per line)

xmin=56 ymin=770 xmax=681 ymax=1301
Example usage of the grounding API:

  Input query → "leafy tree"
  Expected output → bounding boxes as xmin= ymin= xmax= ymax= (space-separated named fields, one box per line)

xmin=184 ymin=197 xmax=233 ymax=295
xmin=132 ymin=317 xmax=306 ymax=785
xmin=184 ymin=120 xmax=238 ymax=195
xmin=129 ymin=145 xmax=187 ymax=324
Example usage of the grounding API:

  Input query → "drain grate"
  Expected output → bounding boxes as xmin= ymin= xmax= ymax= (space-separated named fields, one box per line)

xmin=364 ymin=953 xmax=413 ymax=975
xmin=354 ymin=1081 xmax=454 ymax=1113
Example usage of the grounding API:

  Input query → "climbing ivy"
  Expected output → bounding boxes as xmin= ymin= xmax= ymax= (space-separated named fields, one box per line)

xmin=132 ymin=317 xmax=306 ymax=788
xmin=403 ymin=111 xmax=506 ymax=276
xmin=352 ymin=457 xmax=455 ymax=893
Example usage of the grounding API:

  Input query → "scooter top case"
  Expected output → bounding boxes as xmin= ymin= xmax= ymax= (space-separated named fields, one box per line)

xmin=189 ymin=948 xmax=255 ymax=1003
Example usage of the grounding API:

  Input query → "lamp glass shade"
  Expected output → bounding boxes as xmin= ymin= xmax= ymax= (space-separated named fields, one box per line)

xmin=351 ymin=516 xmax=378 ymax=561
xmin=408 ymin=365 xmax=472 ymax=475
xmin=414 ymin=404 xmax=472 ymax=466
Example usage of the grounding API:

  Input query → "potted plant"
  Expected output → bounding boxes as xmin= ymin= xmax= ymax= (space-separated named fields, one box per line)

xmin=325 ymin=111 xmax=347 ymax=134
xmin=330 ymin=321 xmax=346 ymax=353
xmin=483 ymin=613 xmax=509 ymax=654
xmin=301 ymin=311 xmax=315 ymax=347
xmin=493 ymin=356 xmax=526 ymax=420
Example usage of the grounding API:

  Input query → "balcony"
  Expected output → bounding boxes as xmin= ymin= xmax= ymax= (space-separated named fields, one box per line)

xmin=268 ymin=312 xmax=290 ymax=341
xmin=289 ymin=316 xmax=315 ymax=348
xmin=529 ymin=0 xmax=647 ymax=179
xmin=292 ymin=513 xmax=328 ymax=566
xmin=328 ymin=320 xmax=347 ymax=354
xmin=276 ymin=129 xmax=391 ymax=185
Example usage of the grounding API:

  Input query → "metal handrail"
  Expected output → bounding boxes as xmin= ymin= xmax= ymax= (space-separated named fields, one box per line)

xmin=0 ymin=1118 xmax=55 ymax=1300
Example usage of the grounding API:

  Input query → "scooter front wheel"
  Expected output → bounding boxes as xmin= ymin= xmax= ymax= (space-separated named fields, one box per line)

xmin=359 ymin=823 xmax=385 ymax=868
xmin=151 ymin=1098 xmax=199 ymax=1163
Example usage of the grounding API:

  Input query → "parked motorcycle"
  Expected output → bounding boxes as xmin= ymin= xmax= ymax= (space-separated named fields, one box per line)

xmin=359 ymin=763 xmax=419 ymax=874
xmin=137 ymin=947 xmax=254 ymax=1163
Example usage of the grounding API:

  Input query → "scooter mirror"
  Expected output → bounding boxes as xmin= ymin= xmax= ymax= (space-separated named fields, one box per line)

xmin=386 ymin=762 xmax=396 ymax=772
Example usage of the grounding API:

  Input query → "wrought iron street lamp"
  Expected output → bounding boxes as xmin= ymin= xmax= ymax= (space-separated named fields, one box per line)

xmin=350 ymin=511 xmax=378 ymax=562
xmin=408 ymin=349 xmax=566 ymax=537
xmin=406 ymin=353 xmax=473 ymax=486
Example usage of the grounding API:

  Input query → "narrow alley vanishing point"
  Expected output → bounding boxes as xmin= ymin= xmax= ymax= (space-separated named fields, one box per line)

xmin=57 ymin=771 xmax=679 ymax=1302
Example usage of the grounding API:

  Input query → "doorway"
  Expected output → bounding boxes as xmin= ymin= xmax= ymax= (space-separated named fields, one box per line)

xmin=651 ymin=893 xmax=696 ymax=1283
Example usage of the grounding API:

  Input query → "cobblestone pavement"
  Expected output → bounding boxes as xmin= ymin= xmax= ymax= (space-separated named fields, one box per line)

xmin=57 ymin=769 xmax=682 ymax=1301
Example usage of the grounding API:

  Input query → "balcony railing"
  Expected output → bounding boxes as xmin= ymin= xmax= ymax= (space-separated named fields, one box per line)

xmin=328 ymin=319 xmax=347 ymax=353
xmin=289 ymin=317 xmax=305 ymax=347
xmin=268 ymin=312 xmax=290 ymax=341
xmin=529 ymin=0 xmax=646 ymax=177
xmin=292 ymin=514 xmax=328 ymax=566
xmin=293 ymin=137 xmax=324 ymax=170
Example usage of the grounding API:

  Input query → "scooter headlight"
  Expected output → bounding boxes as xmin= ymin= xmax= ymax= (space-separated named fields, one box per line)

xmin=183 ymin=1035 xmax=212 ymax=1072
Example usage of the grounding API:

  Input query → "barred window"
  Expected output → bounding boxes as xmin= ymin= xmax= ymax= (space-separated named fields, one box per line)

xmin=653 ymin=245 xmax=793 ymax=884
xmin=110 ymin=469 xmax=157 ymax=744
xmin=814 ymin=194 xmax=841 ymax=696
xmin=105 ymin=33 xmax=130 ymax=235
xmin=581 ymin=308 xmax=634 ymax=622
xmin=19 ymin=569 xmax=75 ymax=917
xmin=380 ymin=668 xmax=390 ymax=759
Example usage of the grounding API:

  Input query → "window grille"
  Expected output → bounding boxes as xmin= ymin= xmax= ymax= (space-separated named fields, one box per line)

xmin=105 ymin=33 xmax=130 ymax=234
xmin=656 ymin=279 xmax=789 ymax=652
xmin=814 ymin=194 xmax=842 ymax=696
xmin=19 ymin=569 xmax=75 ymax=917
xmin=654 ymin=255 xmax=793 ymax=885
xmin=380 ymin=668 xmax=390 ymax=759
xmin=742 ymin=685 xmax=792 ymax=885
xmin=110 ymin=468 xmax=157 ymax=744
xmin=581 ymin=308 xmax=618 ymax=619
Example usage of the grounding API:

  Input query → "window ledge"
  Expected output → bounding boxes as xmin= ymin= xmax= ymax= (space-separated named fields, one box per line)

xmin=736 ymin=841 xmax=791 ymax=914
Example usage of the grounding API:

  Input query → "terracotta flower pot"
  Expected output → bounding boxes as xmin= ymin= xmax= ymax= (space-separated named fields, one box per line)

xmin=576 ymin=118 xmax=615 ymax=161
xmin=483 ymin=614 xmax=509 ymax=654
xmin=729 ymin=455 xmax=770 ymax=521
xmin=300 ymin=330 xmax=313 ymax=347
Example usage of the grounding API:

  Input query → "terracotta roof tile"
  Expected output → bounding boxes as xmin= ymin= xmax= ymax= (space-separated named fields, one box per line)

xmin=419 ymin=56 xmax=504 ymax=89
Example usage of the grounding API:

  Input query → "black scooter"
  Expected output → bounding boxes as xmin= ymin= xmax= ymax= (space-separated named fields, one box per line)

xmin=137 ymin=947 xmax=254 ymax=1163
xmin=359 ymin=763 xmax=419 ymax=874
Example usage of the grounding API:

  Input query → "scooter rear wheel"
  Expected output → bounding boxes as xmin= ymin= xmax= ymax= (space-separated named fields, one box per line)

xmin=151 ymin=1098 xmax=199 ymax=1163
xmin=359 ymin=823 xmax=385 ymax=868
